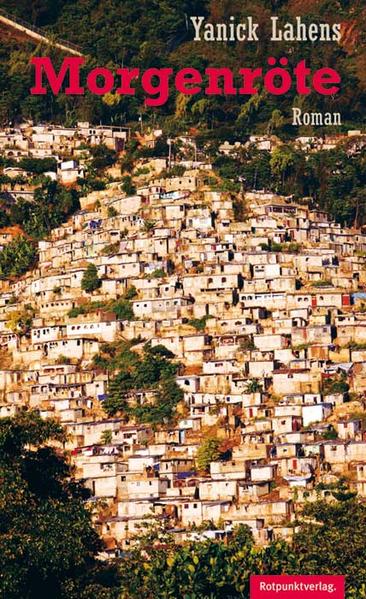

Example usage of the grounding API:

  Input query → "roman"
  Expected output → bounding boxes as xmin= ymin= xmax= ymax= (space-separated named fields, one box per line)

xmin=271 ymin=16 xmax=341 ymax=42
xmin=292 ymin=107 xmax=342 ymax=126
xmin=190 ymin=16 xmax=259 ymax=42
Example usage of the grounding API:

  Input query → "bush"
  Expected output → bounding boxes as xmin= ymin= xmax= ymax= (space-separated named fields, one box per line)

xmin=81 ymin=264 xmax=102 ymax=293
xmin=107 ymin=206 xmax=118 ymax=217
xmin=110 ymin=299 xmax=134 ymax=321
xmin=150 ymin=268 xmax=166 ymax=279
xmin=123 ymin=286 xmax=138 ymax=300
xmin=0 ymin=237 xmax=37 ymax=279
xmin=187 ymin=316 xmax=211 ymax=331
xmin=103 ymin=344 xmax=182 ymax=424
xmin=67 ymin=306 xmax=86 ymax=318
xmin=89 ymin=144 xmax=116 ymax=170
xmin=121 ymin=175 xmax=136 ymax=196
xmin=101 ymin=242 xmax=120 ymax=255
xmin=196 ymin=437 xmax=221 ymax=472
xmin=19 ymin=157 xmax=57 ymax=174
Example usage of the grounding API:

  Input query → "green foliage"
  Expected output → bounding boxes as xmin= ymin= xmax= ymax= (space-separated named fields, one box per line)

xmin=245 ymin=379 xmax=263 ymax=394
xmin=118 ymin=522 xmax=296 ymax=599
xmin=67 ymin=306 xmax=87 ymax=318
xmin=270 ymin=145 xmax=302 ymax=191
xmin=78 ymin=175 xmax=107 ymax=193
xmin=260 ymin=241 xmax=284 ymax=252
xmin=110 ymin=299 xmax=134 ymax=321
xmin=0 ymin=236 xmax=37 ymax=279
xmin=18 ymin=157 xmax=57 ymax=173
xmin=81 ymin=263 xmax=102 ymax=293
xmin=313 ymin=279 xmax=333 ymax=287
xmin=285 ymin=242 xmax=301 ymax=254
xmin=102 ymin=343 xmax=182 ymax=424
xmin=134 ymin=166 xmax=149 ymax=176
xmin=121 ymin=175 xmax=136 ymax=196
xmin=6 ymin=305 xmax=34 ymax=337
xmin=0 ymin=0 xmax=365 ymax=158
xmin=147 ymin=344 xmax=175 ymax=359
xmin=261 ymin=241 xmax=301 ymax=254
xmin=118 ymin=495 xmax=366 ymax=598
xmin=123 ymin=286 xmax=138 ymax=300
xmin=101 ymin=241 xmax=120 ymax=255
xmin=293 ymin=497 xmax=366 ymax=595
xmin=107 ymin=206 xmax=118 ymax=218
xmin=187 ymin=316 xmax=212 ymax=331
xmin=100 ymin=429 xmax=113 ymax=444
xmin=132 ymin=377 xmax=183 ymax=425
xmin=9 ymin=181 xmax=80 ymax=240
xmin=212 ymin=144 xmax=366 ymax=228
xmin=159 ymin=164 xmax=186 ymax=178
xmin=92 ymin=340 xmax=139 ymax=372
xmin=323 ymin=376 xmax=349 ymax=395
xmin=320 ymin=427 xmax=339 ymax=440
xmin=68 ymin=298 xmax=134 ymax=320
xmin=239 ymin=336 xmax=255 ymax=351
xmin=196 ymin=437 xmax=221 ymax=472
xmin=56 ymin=354 xmax=71 ymax=365
xmin=149 ymin=268 xmax=166 ymax=279
xmin=143 ymin=220 xmax=156 ymax=232
xmin=0 ymin=411 xmax=119 ymax=599
xmin=89 ymin=144 xmax=116 ymax=171
xmin=345 ymin=341 xmax=366 ymax=350
xmin=233 ymin=196 xmax=248 ymax=222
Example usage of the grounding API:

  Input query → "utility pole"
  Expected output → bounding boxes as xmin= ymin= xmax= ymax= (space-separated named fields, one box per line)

xmin=167 ymin=138 xmax=172 ymax=169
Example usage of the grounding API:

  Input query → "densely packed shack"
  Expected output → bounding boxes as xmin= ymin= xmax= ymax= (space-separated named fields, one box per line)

xmin=0 ymin=123 xmax=366 ymax=558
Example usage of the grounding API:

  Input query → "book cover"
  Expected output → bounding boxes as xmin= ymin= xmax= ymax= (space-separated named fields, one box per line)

xmin=0 ymin=1 xmax=365 ymax=598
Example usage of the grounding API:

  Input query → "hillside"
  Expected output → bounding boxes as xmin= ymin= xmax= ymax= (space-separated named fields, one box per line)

xmin=0 ymin=0 xmax=365 ymax=134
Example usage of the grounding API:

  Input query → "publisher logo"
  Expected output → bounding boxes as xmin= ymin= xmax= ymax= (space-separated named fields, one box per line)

xmin=250 ymin=575 xmax=345 ymax=599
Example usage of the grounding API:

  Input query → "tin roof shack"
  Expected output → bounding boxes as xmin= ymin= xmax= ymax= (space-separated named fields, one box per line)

xmin=302 ymin=403 xmax=333 ymax=428
xmin=76 ymin=452 xmax=127 ymax=499
xmin=272 ymin=369 xmax=321 ymax=395
xmin=336 ymin=419 xmax=363 ymax=440
xmin=323 ymin=441 xmax=348 ymax=473
xmin=199 ymin=479 xmax=238 ymax=501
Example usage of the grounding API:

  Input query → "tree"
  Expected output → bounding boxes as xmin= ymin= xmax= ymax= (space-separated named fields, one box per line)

xmin=81 ymin=264 xmax=102 ymax=293
xmin=121 ymin=175 xmax=136 ymax=196
xmin=117 ymin=522 xmax=296 ymax=599
xmin=267 ymin=109 xmax=285 ymax=135
xmin=18 ymin=157 xmax=57 ymax=174
xmin=100 ymin=430 xmax=113 ymax=444
xmin=102 ymin=343 xmax=181 ymax=422
xmin=0 ymin=236 xmax=37 ymax=279
xmin=116 ymin=494 xmax=366 ymax=598
xmin=0 ymin=411 xmax=120 ymax=599
xmin=293 ymin=496 xmax=366 ymax=597
xmin=107 ymin=206 xmax=118 ymax=217
xmin=89 ymin=144 xmax=116 ymax=171
xmin=10 ymin=181 xmax=80 ymax=240
xmin=196 ymin=437 xmax=221 ymax=472
xmin=146 ymin=344 xmax=175 ymax=359
xmin=110 ymin=299 xmax=134 ymax=321
xmin=123 ymin=285 xmax=138 ymax=300
xmin=270 ymin=145 xmax=299 ymax=189
xmin=245 ymin=379 xmax=263 ymax=394
xmin=6 ymin=305 xmax=34 ymax=337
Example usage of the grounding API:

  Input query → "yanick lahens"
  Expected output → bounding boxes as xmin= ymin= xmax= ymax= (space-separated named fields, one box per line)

xmin=191 ymin=16 xmax=341 ymax=42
